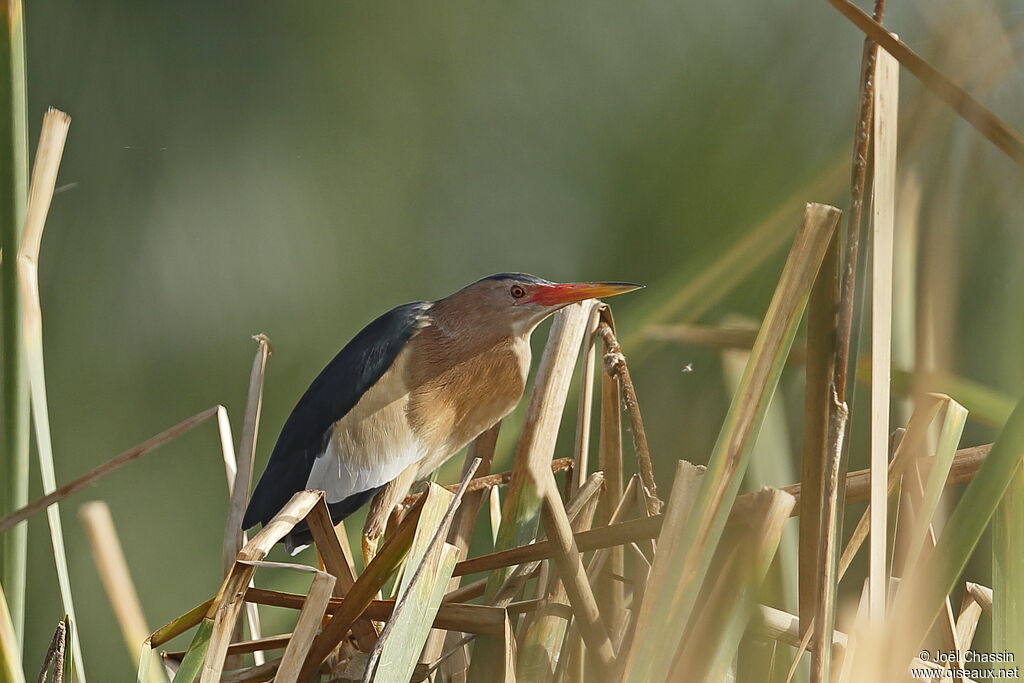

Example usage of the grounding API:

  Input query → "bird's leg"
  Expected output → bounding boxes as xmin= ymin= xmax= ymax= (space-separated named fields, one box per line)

xmin=362 ymin=463 xmax=419 ymax=566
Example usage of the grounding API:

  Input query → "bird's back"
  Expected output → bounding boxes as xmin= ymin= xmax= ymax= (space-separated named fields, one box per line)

xmin=242 ymin=301 xmax=431 ymax=530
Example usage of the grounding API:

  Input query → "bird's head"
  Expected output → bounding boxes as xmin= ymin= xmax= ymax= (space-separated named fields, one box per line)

xmin=436 ymin=273 xmax=643 ymax=338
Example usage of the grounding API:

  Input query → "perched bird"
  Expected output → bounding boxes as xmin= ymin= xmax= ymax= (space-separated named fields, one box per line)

xmin=242 ymin=273 xmax=641 ymax=555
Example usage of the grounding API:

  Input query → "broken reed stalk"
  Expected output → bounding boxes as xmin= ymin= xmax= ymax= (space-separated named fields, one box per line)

xmin=77 ymin=502 xmax=160 ymax=682
xmin=0 ymin=406 xmax=220 ymax=534
xmin=16 ymin=108 xmax=87 ymax=681
xmin=868 ymin=43 xmax=898 ymax=626
xmin=0 ymin=0 xmax=30 ymax=650
xmin=798 ymin=226 xmax=840 ymax=652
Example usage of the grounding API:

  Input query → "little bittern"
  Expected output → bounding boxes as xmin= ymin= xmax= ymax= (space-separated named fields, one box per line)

xmin=242 ymin=273 xmax=641 ymax=555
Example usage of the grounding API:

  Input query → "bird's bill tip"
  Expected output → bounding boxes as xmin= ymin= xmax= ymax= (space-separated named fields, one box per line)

xmin=531 ymin=281 xmax=644 ymax=306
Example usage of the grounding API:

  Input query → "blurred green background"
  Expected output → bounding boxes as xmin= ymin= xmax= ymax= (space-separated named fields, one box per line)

xmin=11 ymin=0 xmax=1024 ymax=678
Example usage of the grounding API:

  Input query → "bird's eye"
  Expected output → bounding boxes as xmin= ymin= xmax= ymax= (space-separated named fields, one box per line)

xmin=510 ymin=285 xmax=527 ymax=299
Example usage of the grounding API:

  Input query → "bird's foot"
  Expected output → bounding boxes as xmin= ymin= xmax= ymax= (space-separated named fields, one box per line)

xmin=361 ymin=533 xmax=380 ymax=567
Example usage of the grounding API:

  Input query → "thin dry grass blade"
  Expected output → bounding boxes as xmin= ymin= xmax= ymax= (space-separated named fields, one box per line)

xmin=0 ymin=407 xmax=219 ymax=533
xmin=222 ymin=334 xmax=271 ymax=572
xmin=244 ymin=588 xmax=529 ymax=635
xmin=77 ymin=502 xmax=160 ymax=682
xmin=868 ymin=44 xmax=898 ymax=625
xmin=619 ymin=203 xmax=841 ymax=683
xmin=896 ymin=397 xmax=966 ymax=584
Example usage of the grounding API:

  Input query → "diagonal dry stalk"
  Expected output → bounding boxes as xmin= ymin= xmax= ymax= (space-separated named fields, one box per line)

xmin=0 ymin=406 xmax=219 ymax=534
xmin=826 ymin=0 xmax=1024 ymax=167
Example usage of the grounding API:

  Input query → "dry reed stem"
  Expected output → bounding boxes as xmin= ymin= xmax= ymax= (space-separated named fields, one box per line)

xmin=597 ymin=322 xmax=659 ymax=513
xmin=868 ymin=44 xmax=898 ymax=625
xmin=810 ymin=389 xmax=848 ymax=683
xmin=671 ymin=488 xmax=795 ymax=681
xmin=401 ymin=457 xmax=572 ymax=507
xmin=585 ymin=475 xmax=640 ymax=584
xmin=571 ymin=302 xmax=603 ymax=490
xmin=15 ymin=108 xmax=86 ymax=681
xmin=37 ymin=619 xmax=66 ymax=683
xmin=77 ymin=502 xmax=159 ymax=682
xmin=242 ymin=588 xmax=540 ymax=636
xmin=485 ymin=302 xmax=593 ymax=597
xmin=365 ymin=465 xmax=479 ymax=681
xmin=306 ymin=497 xmax=380 ymax=651
xmin=827 ymin=0 xmax=1024 ymax=167
xmin=222 ymin=334 xmax=272 ymax=573
xmin=799 ymin=226 xmax=841 ymax=648
xmin=227 ymin=560 xmax=334 ymax=683
xmin=0 ymin=406 xmax=219 ymax=533
xmin=455 ymin=442 xmax=990 ymax=578
xmin=532 ymin=475 xmax=616 ymax=668
xmin=615 ymin=461 xmax=703 ymax=682
xmin=421 ymin=425 xmax=500 ymax=672
xmin=297 ymin=489 xmax=429 ymax=680
xmin=517 ymin=489 xmax=600 ymax=680
xmin=597 ymin=306 xmax=626 ymax=628
xmin=199 ymin=489 xmax=324 ymax=682
xmin=490 ymin=473 xmax=604 ymax=611
xmin=955 ymin=588 xmax=984 ymax=654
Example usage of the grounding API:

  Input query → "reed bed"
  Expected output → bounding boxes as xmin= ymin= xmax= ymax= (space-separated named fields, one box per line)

xmin=3 ymin=1 xmax=1024 ymax=682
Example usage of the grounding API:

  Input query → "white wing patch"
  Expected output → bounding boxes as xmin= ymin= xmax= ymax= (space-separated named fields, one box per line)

xmin=304 ymin=348 xmax=426 ymax=504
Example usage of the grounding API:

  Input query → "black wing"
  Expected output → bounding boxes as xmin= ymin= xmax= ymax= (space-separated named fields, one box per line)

xmin=242 ymin=301 xmax=430 ymax=529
